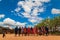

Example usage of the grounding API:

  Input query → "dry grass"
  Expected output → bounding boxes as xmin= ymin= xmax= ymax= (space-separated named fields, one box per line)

xmin=0 ymin=34 xmax=60 ymax=40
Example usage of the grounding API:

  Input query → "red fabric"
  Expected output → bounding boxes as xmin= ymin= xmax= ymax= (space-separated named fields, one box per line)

xmin=32 ymin=28 xmax=36 ymax=34
xmin=36 ymin=28 xmax=38 ymax=34
xmin=24 ymin=28 xmax=26 ymax=33
xmin=27 ymin=28 xmax=30 ymax=34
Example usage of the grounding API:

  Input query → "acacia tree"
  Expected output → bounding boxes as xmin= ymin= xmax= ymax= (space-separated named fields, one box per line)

xmin=36 ymin=16 xmax=60 ymax=31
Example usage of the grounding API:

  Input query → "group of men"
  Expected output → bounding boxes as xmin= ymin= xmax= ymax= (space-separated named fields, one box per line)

xmin=15 ymin=26 xmax=49 ymax=36
xmin=2 ymin=26 xmax=49 ymax=38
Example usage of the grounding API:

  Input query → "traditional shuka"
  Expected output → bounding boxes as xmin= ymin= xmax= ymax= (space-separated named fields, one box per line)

xmin=36 ymin=27 xmax=41 ymax=35
xmin=21 ymin=27 xmax=24 ymax=33
xmin=41 ymin=27 xmax=44 ymax=34
xmin=27 ymin=27 xmax=30 ymax=34
xmin=24 ymin=28 xmax=27 ymax=34
xmin=35 ymin=27 xmax=38 ymax=34
xmin=21 ymin=27 xmax=24 ymax=36
xmin=30 ymin=27 xmax=33 ymax=34
xmin=41 ymin=27 xmax=46 ymax=35
xmin=44 ymin=27 xmax=47 ymax=34
xmin=32 ymin=27 xmax=36 ymax=34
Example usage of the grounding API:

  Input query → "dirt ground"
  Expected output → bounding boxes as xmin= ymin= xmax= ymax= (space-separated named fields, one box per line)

xmin=0 ymin=34 xmax=60 ymax=40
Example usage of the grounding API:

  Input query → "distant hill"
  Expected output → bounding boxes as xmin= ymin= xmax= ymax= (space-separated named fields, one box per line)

xmin=0 ymin=26 xmax=14 ymax=34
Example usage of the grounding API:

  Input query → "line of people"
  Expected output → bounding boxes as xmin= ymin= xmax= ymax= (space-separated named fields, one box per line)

xmin=15 ymin=26 xmax=49 ymax=36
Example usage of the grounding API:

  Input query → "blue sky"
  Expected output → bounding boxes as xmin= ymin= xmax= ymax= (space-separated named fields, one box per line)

xmin=0 ymin=0 xmax=60 ymax=28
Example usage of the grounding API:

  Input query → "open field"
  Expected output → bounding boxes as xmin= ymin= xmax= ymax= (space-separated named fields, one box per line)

xmin=0 ymin=34 xmax=60 ymax=40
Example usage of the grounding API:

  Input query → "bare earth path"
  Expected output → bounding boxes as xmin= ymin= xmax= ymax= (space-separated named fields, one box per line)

xmin=0 ymin=34 xmax=60 ymax=40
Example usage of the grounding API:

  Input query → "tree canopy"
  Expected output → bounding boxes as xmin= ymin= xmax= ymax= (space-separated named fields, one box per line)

xmin=36 ymin=16 xmax=60 ymax=28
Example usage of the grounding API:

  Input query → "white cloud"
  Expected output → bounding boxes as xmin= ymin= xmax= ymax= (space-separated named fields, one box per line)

xmin=0 ymin=18 xmax=27 ymax=28
xmin=16 ymin=0 xmax=48 ymax=18
xmin=3 ymin=18 xmax=16 ymax=25
xmin=22 ymin=12 xmax=31 ymax=18
xmin=0 ymin=22 xmax=4 ymax=25
xmin=3 ymin=18 xmax=27 ymax=26
xmin=16 ymin=22 xmax=26 ymax=27
xmin=38 ymin=8 xmax=44 ymax=12
xmin=14 ymin=0 xmax=50 ymax=17
xmin=33 ymin=1 xmax=43 ymax=6
xmin=52 ymin=8 xmax=60 ymax=14
xmin=25 ymin=1 xmax=34 ymax=8
xmin=28 ymin=17 xmax=43 ymax=23
xmin=31 ymin=8 xmax=39 ymax=16
xmin=23 ymin=5 xmax=31 ymax=13
xmin=28 ymin=19 xmax=37 ymax=23
xmin=18 ymin=1 xmax=33 ymax=13
xmin=17 ymin=1 xmax=43 ymax=13
xmin=12 ymin=0 xmax=50 ymax=24
xmin=15 ymin=7 xmax=21 ymax=12
xmin=25 ymin=0 xmax=50 ymax=2
xmin=31 ymin=7 xmax=45 ymax=16
xmin=39 ymin=0 xmax=50 ymax=2
xmin=0 ymin=14 xmax=5 ymax=19
xmin=17 ymin=1 xmax=24 ymax=6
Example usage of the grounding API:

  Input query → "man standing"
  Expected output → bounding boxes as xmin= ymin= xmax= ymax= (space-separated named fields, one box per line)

xmin=30 ymin=27 xmax=33 ymax=35
xmin=18 ymin=27 xmax=21 ymax=36
xmin=15 ymin=26 xmax=18 ymax=36
xmin=24 ymin=27 xmax=27 ymax=36
xmin=45 ymin=26 xmax=49 ymax=36
xmin=2 ymin=30 xmax=5 ymax=38
xmin=27 ymin=27 xmax=30 ymax=36
xmin=21 ymin=27 xmax=24 ymax=36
